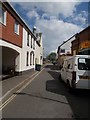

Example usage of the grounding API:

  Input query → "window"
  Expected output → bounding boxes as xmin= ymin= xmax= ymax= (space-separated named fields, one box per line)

xmin=78 ymin=58 xmax=90 ymax=70
xmin=33 ymin=39 xmax=35 ymax=49
xmin=26 ymin=52 xmax=29 ymax=66
xmin=40 ymin=56 xmax=42 ymax=60
xmin=14 ymin=21 xmax=19 ymax=35
xmin=61 ymin=49 xmax=65 ymax=53
xmin=31 ymin=36 xmax=32 ymax=48
xmin=30 ymin=51 xmax=34 ymax=65
xmin=30 ymin=53 xmax=32 ymax=65
xmin=67 ymin=64 xmax=70 ymax=69
xmin=27 ymin=32 xmax=29 ymax=46
xmin=33 ymin=53 xmax=34 ymax=65
xmin=0 ymin=7 xmax=6 ymax=25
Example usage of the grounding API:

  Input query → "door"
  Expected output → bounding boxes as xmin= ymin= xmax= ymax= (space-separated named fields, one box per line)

xmin=61 ymin=60 xmax=67 ymax=83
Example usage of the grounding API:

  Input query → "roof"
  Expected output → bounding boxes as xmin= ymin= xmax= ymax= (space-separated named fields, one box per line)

xmin=71 ymin=25 xmax=90 ymax=44
xmin=57 ymin=34 xmax=76 ymax=53
xmin=2 ymin=0 xmax=37 ymax=39
xmin=79 ymin=25 xmax=90 ymax=35
xmin=59 ymin=34 xmax=77 ymax=47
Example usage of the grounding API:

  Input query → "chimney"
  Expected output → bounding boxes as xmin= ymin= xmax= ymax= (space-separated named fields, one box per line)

xmin=33 ymin=26 xmax=36 ymax=34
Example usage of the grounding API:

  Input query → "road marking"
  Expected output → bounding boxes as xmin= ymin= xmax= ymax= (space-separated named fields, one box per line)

xmin=0 ymin=71 xmax=38 ymax=101
xmin=0 ymin=68 xmax=44 ymax=110
xmin=0 ymin=95 xmax=16 ymax=110
xmin=47 ymin=69 xmax=60 ymax=73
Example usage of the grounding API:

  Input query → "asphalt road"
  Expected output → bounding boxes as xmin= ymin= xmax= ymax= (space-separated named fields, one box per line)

xmin=2 ymin=64 xmax=90 ymax=119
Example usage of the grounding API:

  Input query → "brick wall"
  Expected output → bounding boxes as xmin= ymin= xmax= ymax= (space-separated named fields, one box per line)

xmin=79 ymin=27 xmax=90 ymax=42
xmin=71 ymin=26 xmax=90 ymax=55
xmin=0 ymin=6 xmax=23 ymax=48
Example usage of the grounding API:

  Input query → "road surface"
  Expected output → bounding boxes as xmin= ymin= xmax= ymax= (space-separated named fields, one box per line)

xmin=2 ymin=64 xmax=90 ymax=118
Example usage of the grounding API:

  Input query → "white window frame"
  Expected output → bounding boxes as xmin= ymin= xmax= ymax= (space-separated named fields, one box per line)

xmin=14 ymin=21 xmax=19 ymax=35
xmin=33 ymin=39 xmax=35 ymax=49
xmin=27 ymin=32 xmax=29 ymax=46
xmin=26 ymin=51 xmax=29 ymax=66
xmin=31 ymin=36 xmax=33 ymax=48
xmin=0 ymin=7 xmax=7 ymax=26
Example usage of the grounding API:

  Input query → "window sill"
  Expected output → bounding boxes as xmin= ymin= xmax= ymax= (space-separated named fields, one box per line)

xmin=0 ymin=22 xmax=6 ymax=27
xmin=14 ymin=32 xmax=19 ymax=36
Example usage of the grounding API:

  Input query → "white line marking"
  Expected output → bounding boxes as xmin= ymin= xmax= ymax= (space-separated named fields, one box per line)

xmin=0 ymin=68 xmax=44 ymax=110
xmin=0 ymin=71 xmax=38 ymax=101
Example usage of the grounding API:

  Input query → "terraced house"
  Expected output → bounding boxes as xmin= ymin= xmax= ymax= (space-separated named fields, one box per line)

xmin=0 ymin=1 xmax=43 ymax=77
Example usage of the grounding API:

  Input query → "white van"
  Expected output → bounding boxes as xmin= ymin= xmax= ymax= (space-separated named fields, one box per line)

xmin=59 ymin=55 xmax=90 ymax=90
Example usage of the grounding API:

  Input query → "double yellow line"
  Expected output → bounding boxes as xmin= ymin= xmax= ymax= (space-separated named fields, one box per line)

xmin=0 ymin=68 xmax=44 ymax=111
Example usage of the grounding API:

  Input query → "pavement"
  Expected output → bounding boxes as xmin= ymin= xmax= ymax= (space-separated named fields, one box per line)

xmin=1 ymin=64 xmax=47 ymax=101
xmin=1 ymin=69 xmax=38 ymax=100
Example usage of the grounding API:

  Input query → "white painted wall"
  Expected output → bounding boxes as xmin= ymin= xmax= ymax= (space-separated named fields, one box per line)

xmin=35 ymin=34 xmax=43 ymax=65
xmin=0 ymin=28 xmax=43 ymax=73
xmin=21 ymin=28 xmax=35 ymax=72
xmin=40 ymin=35 xmax=43 ymax=65
xmin=0 ymin=39 xmax=21 ymax=53
xmin=59 ymin=36 xmax=75 ymax=55
xmin=35 ymin=43 xmax=40 ymax=64
xmin=58 ymin=36 xmax=75 ymax=67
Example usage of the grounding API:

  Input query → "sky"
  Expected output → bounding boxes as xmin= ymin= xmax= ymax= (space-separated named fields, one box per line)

xmin=9 ymin=0 xmax=89 ymax=57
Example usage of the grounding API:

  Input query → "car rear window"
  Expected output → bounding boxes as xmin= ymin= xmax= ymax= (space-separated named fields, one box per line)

xmin=78 ymin=58 xmax=90 ymax=70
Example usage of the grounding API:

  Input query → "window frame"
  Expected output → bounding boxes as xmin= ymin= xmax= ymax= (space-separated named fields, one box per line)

xmin=78 ymin=58 xmax=90 ymax=70
xmin=60 ymin=49 xmax=65 ymax=53
xmin=67 ymin=64 xmax=70 ymax=69
xmin=30 ymin=51 xmax=34 ymax=65
xmin=26 ymin=52 xmax=29 ymax=66
xmin=27 ymin=32 xmax=29 ymax=46
xmin=0 ymin=7 xmax=7 ymax=26
xmin=14 ymin=21 xmax=19 ymax=35
xmin=31 ymin=36 xmax=32 ymax=48
xmin=33 ymin=39 xmax=35 ymax=49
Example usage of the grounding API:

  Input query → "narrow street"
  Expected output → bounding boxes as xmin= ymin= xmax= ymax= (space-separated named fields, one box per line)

xmin=2 ymin=64 xmax=90 ymax=118
xmin=1 ymin=1 xmax=90 ymax=119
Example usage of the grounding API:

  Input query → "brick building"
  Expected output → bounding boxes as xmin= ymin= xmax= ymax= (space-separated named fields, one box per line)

xmin=71 ymin=26 xmax=90 ymax=55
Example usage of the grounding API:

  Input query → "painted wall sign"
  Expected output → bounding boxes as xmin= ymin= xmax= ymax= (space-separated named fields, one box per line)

xmin=79 ymin=41 xmax=90 ymax=50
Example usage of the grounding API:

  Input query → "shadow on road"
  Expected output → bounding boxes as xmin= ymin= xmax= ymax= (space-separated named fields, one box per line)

xmin=14 ymin=92 xmax=69 ymax=105
xmin=46 ymin=65 xmax=90 ymax=119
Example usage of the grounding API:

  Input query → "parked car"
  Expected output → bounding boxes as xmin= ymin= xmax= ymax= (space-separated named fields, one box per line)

xmin=59 ymin=55 xmax=90 ymax=90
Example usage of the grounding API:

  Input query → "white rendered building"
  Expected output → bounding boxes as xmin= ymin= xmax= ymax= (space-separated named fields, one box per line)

xmin=0 ymin=1 xmax=43 ymax=76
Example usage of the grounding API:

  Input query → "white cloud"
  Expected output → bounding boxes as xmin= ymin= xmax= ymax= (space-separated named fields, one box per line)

xmin=10 ymin=1 xmax=86 ymax=56
xmin=74 ymin=14 xmax=86 ymax=23
xmin=11 ymin=2 xmax=81 ymax=17
xmin=9 ymin=0 xmax=89 ymax=2
xmin=27 ymin=10 xmax=39 ymax=19
xmin=35 ymin=18 xmax=83 ymax=56
xmin=42 ymin=13 xmax=49 ymax=19
xmin=71 ymin=10 xmax=88 ymax=26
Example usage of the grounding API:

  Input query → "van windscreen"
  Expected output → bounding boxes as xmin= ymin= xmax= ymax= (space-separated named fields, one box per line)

xmin=78 ymin=58 xmax=90 ymax=70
